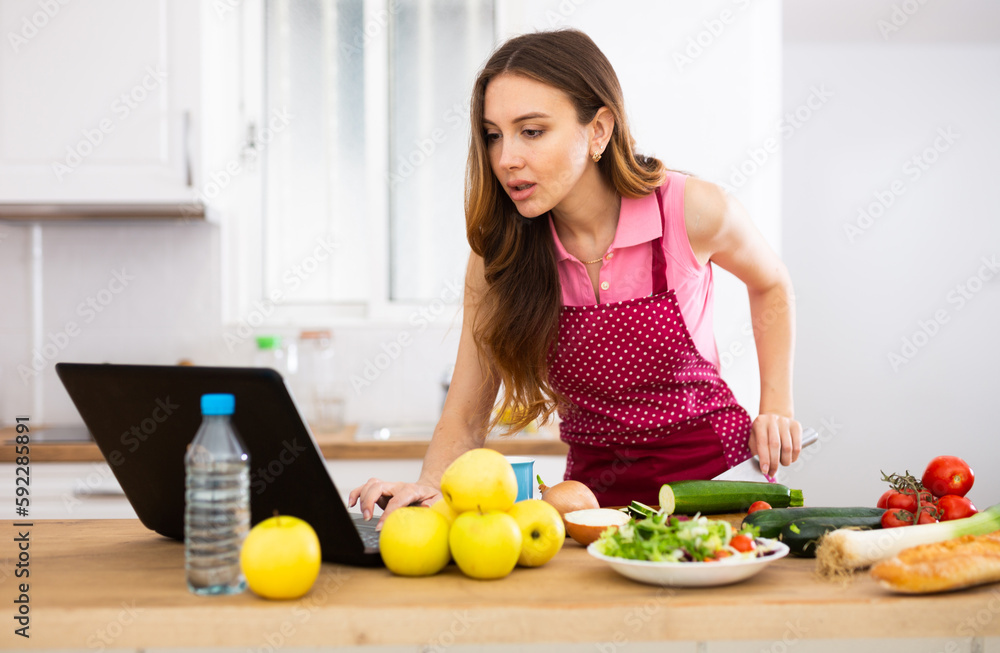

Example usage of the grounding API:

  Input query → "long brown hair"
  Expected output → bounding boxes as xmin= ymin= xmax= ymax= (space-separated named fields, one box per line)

xmin=466 ymin=28 xmax=666 ymax=434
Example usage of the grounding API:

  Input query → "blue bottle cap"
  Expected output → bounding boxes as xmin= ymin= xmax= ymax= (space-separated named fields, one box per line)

xmin=201 ymin=393 xmax=235 ymax=415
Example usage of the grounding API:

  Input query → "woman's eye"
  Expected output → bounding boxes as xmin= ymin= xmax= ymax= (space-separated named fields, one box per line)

xmin=524 ymin=129 xmax=543 ymax=138
xmin=484 ymin=132 xmax=500 ymax=143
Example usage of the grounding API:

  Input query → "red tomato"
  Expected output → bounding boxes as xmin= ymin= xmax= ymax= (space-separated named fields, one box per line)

xmin=922 ymin=456 xmax=974 ymax=498
xmin=748 ymin=501 xmax=772 ymax=514
xmin=937 ymin=495 xmax=978 ymax=521
xmin=886 ymin=490 xmax=917 ymax=513
xmin=876 ymin=490 xmax=893 ymax=509
xmin=881 ymin=509 xmax=914 ymax=528
xmin=916 ymin=511 xmax=938 ymax=525
xmin=730 ymin=534 xmax=755 ymax=553
xmin=886 ymin=489 xmax=934 ymax=513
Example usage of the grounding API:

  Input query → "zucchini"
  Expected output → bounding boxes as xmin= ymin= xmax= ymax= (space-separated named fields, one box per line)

xmin=658 ymin=480 xmax=804 ymax=515
xmin=623 ymin=501 xmax=658 ymax=520
xmin=742 ymin=507 xmax=886 ymax=539
xmin=779 ymin=516 xmax=884 ymax=557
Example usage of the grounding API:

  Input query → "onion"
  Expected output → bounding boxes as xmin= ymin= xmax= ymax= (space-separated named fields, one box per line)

xmin=564 ymin=508 xmax=630 ymax=546
xmin=537 ymin=475 xmax=600 ymax=526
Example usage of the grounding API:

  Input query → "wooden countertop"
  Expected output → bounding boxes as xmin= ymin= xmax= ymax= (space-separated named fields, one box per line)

xmin=4 ymin=518 xmax=998 ymax=648
xmin=0 ymin=425 xmax=568 ymax=463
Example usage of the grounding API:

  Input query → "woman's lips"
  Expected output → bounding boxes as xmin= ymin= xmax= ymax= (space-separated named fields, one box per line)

xmin=509 ymin=183 xmax=536 ymax=202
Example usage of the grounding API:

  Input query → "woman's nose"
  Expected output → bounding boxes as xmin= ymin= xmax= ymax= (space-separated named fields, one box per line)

xmin=498 ymin=140 xmax=523 ymax=169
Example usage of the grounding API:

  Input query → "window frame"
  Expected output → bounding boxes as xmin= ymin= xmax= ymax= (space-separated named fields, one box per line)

xmin=224 ymin=0 xmax=469 ymax=330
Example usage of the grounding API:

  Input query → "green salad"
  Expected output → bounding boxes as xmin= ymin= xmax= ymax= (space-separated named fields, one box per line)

xmin=593 ymin=513 xmax=768 ymax=563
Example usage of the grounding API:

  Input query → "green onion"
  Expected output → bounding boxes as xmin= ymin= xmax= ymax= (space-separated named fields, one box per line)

xmin=817 ymin=503 xmax=1000 ymax=577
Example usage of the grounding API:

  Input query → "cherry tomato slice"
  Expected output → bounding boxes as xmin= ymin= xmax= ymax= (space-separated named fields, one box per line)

xmin=730 ymin=534 xmax=755 ymax=553
xmin=748 ymin=501 xmax=772 ymax=514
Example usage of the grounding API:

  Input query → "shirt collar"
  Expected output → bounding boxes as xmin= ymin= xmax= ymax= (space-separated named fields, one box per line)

xmin=548 ymin=191 xmax=662 ymax=261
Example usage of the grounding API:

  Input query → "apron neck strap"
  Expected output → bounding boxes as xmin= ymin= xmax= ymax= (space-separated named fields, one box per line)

xmin=651 ymin=186 xmax=669 ymax=295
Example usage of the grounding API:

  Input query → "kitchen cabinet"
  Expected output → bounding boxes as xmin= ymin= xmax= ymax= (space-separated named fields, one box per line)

xmin=3 ymin=518 xmax=998 ymax=651
xmin=0 ymin=0 xmax=202 ymax=205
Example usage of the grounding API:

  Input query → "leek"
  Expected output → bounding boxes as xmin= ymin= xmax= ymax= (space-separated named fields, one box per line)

xmin=816 ymin=503 xmax=1000 ymax=577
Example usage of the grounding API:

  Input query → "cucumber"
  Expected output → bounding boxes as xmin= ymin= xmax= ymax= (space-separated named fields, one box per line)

xmin=658 ymin=480 xmax=804 ymax=515
xmin=779 ymin=516 xmax=884 ymax=557
xmin=624 ymin=501 xmax=658 ymax=520
xmin=742 ymin=507 xmax=885 ymax=538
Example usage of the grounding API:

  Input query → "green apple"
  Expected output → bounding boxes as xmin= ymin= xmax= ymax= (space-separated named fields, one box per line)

xmin=507 ymin=499 xmax=565 ymax=567
xmin=449 ymin=510 xmax=522 ymax=580
xmin=440 ymin=448 xmax=518 ymax=513
xmin=240 ymin=514 xmax=322 ymax=599
xmin=379 ymin=507 xmax=451 ymax=577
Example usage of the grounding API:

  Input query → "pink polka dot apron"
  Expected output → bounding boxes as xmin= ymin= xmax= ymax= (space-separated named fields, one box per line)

xmin=547 ymin=191 xmax=752 ymax=507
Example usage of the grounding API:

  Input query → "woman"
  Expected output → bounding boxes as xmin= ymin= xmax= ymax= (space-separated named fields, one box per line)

xmin=350 ymin=28 xmax=800 ymax=523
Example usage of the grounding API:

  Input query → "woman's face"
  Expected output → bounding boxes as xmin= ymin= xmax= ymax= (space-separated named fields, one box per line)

xmin=483 ymin=73 xmax=596 ymax=218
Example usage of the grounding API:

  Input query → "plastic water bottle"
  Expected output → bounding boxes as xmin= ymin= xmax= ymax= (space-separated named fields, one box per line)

xmin=184 ymin=393 xmax=250 ymax=595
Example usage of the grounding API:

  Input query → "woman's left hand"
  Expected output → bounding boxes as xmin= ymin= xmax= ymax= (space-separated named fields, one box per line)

xmin=748 ymin=414 xmax=802 ymax=477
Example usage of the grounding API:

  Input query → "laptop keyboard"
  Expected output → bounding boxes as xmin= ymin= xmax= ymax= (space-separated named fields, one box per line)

xmin=351 ymin=513 xmax=381 ymax=549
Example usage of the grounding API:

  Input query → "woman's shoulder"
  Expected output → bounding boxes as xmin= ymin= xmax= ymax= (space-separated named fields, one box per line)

xmin=657 ymin=172 xmax=729 ymax=269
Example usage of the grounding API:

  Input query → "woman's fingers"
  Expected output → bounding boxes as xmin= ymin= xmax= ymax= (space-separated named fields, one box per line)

xmin=789 ymin=420 xmax=803 ymax=463
xmin=766 ymin=420 xmax=781 ymax=477
xmin=751 ymin=414 xmax=803 ymax=474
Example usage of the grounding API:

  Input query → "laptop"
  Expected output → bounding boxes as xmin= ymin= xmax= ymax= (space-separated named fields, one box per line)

xmin=55 ymin=362 xmax=382 ymax=567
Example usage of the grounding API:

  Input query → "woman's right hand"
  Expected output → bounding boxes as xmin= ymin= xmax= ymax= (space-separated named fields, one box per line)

xmin=348 ymin=478 xmax=442 ymax=529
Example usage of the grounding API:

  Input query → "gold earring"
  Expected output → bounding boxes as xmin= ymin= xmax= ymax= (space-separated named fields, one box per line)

xmin=592 ymin=150 xmax=602 ymax=163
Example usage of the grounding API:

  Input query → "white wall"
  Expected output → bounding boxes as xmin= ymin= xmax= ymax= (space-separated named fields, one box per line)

xmin=779 ymin=9 xmax=1000 ymax=507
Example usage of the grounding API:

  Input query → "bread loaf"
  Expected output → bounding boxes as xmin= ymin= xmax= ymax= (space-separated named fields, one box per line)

xmin=870 ymin=531 xmax=1000 ymax=593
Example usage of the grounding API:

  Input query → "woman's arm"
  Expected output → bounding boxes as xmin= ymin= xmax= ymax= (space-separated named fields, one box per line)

xmin=683 ymin=177 xmax=801 ymax=476
xmin=348 ymin=252 xmax=501 ymax=525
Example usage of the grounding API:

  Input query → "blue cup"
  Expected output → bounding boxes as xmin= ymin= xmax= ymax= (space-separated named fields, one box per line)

xmin=506 ymin=456 xmax=535 ymax=502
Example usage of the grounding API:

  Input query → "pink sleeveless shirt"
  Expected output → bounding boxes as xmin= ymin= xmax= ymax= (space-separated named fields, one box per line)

xmin=548 ymin=171 xmax=720 ymax=369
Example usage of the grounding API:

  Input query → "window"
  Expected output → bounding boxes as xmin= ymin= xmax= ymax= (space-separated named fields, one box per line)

xmin=258 ymin=0 xmax=495 ymax=320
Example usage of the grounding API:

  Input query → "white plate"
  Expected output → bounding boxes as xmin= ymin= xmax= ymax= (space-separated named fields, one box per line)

xmin=586 ymin=540 xmax=789 ymax=587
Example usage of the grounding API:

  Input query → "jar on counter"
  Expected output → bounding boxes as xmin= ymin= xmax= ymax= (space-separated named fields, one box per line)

xmin=295 ymin=330 xmax=345 ymax=433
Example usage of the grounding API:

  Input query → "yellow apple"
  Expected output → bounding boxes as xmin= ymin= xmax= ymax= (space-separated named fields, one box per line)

xmin=378 ymin=507 xmax=451 ymax=577
xmin=449 ymin=510 xmax=522 ymax=580
xmin=440 ymin=448 xmax=518 ymax=513
xmin=430 ymin=498 xmax=459 ymax=525
xmin=240 ymin=514 xmax=321 ymax=600
xmin=507 ymin=499 xmax=565 ymax=567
